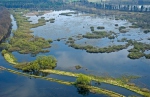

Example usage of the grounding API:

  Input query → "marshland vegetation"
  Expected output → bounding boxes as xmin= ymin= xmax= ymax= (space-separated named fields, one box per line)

xmin=3 ymin=51 xmax=150 ymax=97
xmin=0 ymin=3 xmax=150 ymax=96
xmin=0 ymin=9 xmax=52 ymax=55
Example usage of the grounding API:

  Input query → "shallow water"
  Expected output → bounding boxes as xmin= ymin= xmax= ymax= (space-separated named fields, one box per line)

xmin=1 ymin=10 xmax=150 ymax=97
xmin=0 ymin=71 xmax=105 ymax=97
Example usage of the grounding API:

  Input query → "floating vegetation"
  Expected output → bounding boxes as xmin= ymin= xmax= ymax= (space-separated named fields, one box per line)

xmin=143 ymin=29 xmax=150 ymax=34
xmin=108 ymin=35 xmax=115 ymax=39
xmin=97 ymin=26 xmax=105 ymax=29
xmin=90 ymin=26 xmax=94 ymax=31
xmin=115 ymin=24 xmax=118 ymax=26
xmin=129 ymin=25 xmax=139 ymax=28
xmin=48 ymin=18 xmax=55 ymax=23
xmin=83 ymin=31 xmax=111 ymax=39
xmin=70 ymin=43 xmax=129 ymax=53
xmin=59 ymin=12 xmax=77 ymax=16
xmin=75 ymin=65 xmax=82 ymax=70
xmin=4 ymin=10 xmax=53 ymax=55
xmin=119 ymin=26 xmax=128 ymax=33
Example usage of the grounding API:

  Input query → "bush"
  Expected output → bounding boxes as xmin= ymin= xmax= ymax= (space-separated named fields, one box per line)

xmin=1 ymin=49 xmax=7 ymax=56
xmin=144 ymin=29 xmax=150 ymax=34
xmin=115 ymin=24 xmax=118 ymax=26
xmin=16 ymin=55 xmax=57 ymax=72
xmin=97 ymin=26 xmax=105 ymax=29
xmin=75 ymin=74 xmax=91 ymax=86
xmin=128 ymin=52 xmax=144 ymax=59
xmin=90 ymin=26 xmax=94 ymax=31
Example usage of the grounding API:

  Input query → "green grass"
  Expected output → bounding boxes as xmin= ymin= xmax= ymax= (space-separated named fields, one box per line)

xmin=6 ymin=9 xmax=52 ymax=55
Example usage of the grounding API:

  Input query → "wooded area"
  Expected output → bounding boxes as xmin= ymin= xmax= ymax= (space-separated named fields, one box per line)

xmin=0 ymin=7 xmax=11 ymax=42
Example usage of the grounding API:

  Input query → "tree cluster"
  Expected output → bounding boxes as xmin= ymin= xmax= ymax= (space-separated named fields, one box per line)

xmin=0 ymin=0 xmax=65 ymax=9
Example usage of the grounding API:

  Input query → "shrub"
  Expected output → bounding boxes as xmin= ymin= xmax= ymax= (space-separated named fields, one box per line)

xmin=1 ymin=49 xmax=7 ymax=56
xmin=75 ymin=74 xmax=91 ymax=86
xmin=97 ymin=26 xmax=105 ymax=29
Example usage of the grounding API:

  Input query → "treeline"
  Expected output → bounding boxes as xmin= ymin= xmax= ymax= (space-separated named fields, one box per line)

xmin=71 ymin=0 xmax=150 ymax=12
xmin=0 ymin=0 xmax=149 ymax=12
xmin=0 ymin=7 xmax=11 ymax=42
xmin=0 ymin=0 xmax=65 ymax=9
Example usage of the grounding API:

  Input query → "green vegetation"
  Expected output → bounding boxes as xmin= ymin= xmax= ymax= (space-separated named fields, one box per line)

xmin=0 ymin=0 xmax=65 ymax=9
xmin=127 ymin=41 xmax=150 ymax=59
xmin=75 ymin=74 xmax=91 ymax=86
xmin=2 ymin=50 xmax=18 ymax=65
xmin=97 ymin=26 xmax=105 ymax=29
xmin=108 ymin=35 xmax=115 ymax=39
xmin=119 ymin=26 xmax=128 ymax=33
xmin=75 ymin=65 xmax=82 ymax=70
xmin=144 ymin=29 xmax=150 ymax=34
xmin=3 ymin=51 xmax=57 ymax=73
xmin=115 ymin=24 xmax=118 ymax=26
xmin=83 ymin=31 xmax=112 ymax=39
xmin=59 ymin=12 xmax=77 ymax=16
xmin=2 ymin=51 xmax=150 ymax=97
xmin=15 ymin=55 xmax=57 ymax=72
xmin=2 ymin=9 xmax=52 ymax=55
xmin=41 ymin=69 xmax=150 ymax=97
xmin=47 ymin=18 xmax=55 ymax=23
xmin=116 ymin=39 xmax=150 ymax=59
xmin=70 ymin=43 xmax=129 ymax=53
xmin=115 ymin=13 xmax=150 ymax=29
xmin=90 ymin=26 xmax=94 ymax=31
xmin=6 ymin=68 xmax=125 ymax=97
xmin=129 ymin=25 xmax=139 ymax=28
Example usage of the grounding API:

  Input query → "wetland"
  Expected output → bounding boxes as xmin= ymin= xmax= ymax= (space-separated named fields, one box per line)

xmin=0 ymin=8 xmax=150 ymax=97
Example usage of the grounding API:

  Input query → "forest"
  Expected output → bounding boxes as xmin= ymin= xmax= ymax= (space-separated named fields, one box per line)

xmin=0 ymin=7 xmax=11 ymax=42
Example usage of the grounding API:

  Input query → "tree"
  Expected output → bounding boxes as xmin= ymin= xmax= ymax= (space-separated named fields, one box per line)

xmin=75 ymin=74 xmax=91 ymax=86
xmin=75 ymin=74 xmax=91 ymax=96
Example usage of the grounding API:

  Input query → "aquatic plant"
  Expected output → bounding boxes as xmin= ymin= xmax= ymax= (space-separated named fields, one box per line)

xmin=97 ymin=26 xmax=105 ymax=29
xmin=6 ymin=10 xmax=52 ymax=55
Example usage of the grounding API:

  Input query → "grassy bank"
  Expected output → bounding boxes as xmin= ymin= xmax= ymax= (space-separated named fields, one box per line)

xmin=41 ymin=69 xmax=150 ymax=97
xmin=0 ymin=9 xmax=52 ymax=55
xmin=6 ymin=68 xmax=124 ymax=97
xmin=2 ymin=50 xmax=150 ymax=97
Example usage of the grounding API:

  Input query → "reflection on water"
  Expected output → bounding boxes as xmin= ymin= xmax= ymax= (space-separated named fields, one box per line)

xmin=13 ymin=10 xmax=150 ymax=90
xmin=1 ymin=10 xmax=150 ymax=96
xmin=93 ymin=82 xmax=143 ymax=97
xmin=0 ymin=71 xmax=104 ymax=97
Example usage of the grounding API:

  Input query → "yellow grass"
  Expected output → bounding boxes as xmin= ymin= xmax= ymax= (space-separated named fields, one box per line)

xmin=41 ymin=69 xmax=150 ymax=97
xmin=6 ymin=68 xmax=124 ymax=97
xmin=4 ymin=53 xmax=18 ymax=65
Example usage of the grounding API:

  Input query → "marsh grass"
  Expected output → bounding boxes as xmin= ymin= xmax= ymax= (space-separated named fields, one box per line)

xmin=7 ymin=10 xmax=52 ymax=55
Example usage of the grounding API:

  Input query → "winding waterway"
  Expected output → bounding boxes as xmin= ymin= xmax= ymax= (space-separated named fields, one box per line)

xmin=1 ymin=10 xmax=150 ymax=97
